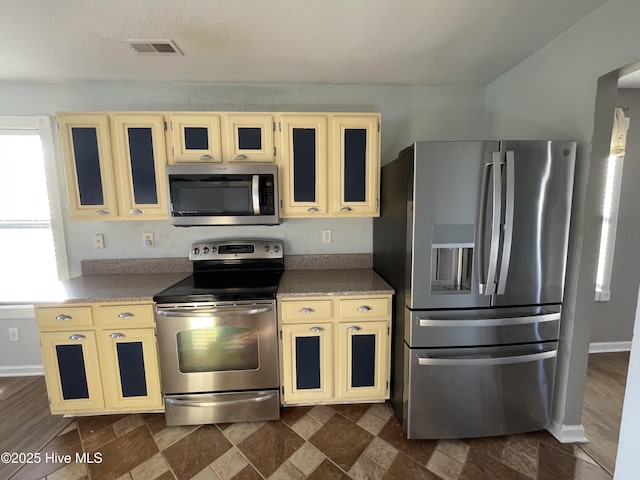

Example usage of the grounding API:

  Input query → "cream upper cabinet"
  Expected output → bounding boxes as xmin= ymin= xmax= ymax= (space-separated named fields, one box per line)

xmin=57 ymin=113 xmax=118 ymax=220
xmin=112 ymin=113 xmax=168 ymax=219
xmin=330 ymin=114 xmax=381 ymax=216
xmin=223 ymin=113 xmax=275 ymax=162
xmin=168 ymin=113 xmax=222 ymax=163
xmin=57 ymin=112 xmax=168 ymax=220
xmin=277 ymin=114 xmax=328 ymax=216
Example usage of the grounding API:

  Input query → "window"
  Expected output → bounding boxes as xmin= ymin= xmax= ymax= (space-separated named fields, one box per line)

xmin=0 ymin=116 xmax=68 ymax=303
xmin=595 ymin=108 xmax=629 ymax=301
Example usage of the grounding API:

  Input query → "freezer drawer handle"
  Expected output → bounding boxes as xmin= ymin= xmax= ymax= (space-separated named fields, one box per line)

xmin=55 ymin=314 xmax=72 ymax=321
xmin=416 ymin=349 xmax=556 ymax=366
xmin=417 ymin=312 xmax=560 ymax=328
xmin=165 ymin=392 xmax=274 ymax=408
xmin=309 ymin=326 xmax=325 ymax=333
xmin=357 ymin=305 xmax=372 ymax=312
xmin=299 ymin=307 xmax=315 ymax=314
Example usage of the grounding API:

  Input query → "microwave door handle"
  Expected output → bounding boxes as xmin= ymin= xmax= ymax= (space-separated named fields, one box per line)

xmin=252 ymin=175 xmax=261 ymax=215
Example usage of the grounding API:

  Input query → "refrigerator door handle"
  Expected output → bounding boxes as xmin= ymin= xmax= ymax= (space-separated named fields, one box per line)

xmin=416 ymin=349 xmax=556 ymax=366
xmin=477 ymin=162 xmax=492 ymax=294
xmin=496 ymin=150 xmax=515 ymax=295
xmin=417 ymin=311 xmax=560 ymax=327
xmin=482 ymin=151 xmax=502 ymax=295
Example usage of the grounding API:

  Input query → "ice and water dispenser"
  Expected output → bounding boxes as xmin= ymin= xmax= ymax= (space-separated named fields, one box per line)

xmin=430 ymin=224 xmax=474 ymax=294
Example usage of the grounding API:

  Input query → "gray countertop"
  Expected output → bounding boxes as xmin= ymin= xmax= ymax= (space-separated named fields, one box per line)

xmin=277 ymin=268 xmax=393 ymax=298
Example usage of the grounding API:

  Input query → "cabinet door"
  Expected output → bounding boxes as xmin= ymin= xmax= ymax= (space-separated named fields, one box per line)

xmin=40 ymin=331 xmax=104 ymax=413
xmin=281 ymin=323 xmax=333 ymax=404
xmin=224 ymin=113 xmax=275 ymax=162
xmin=57 ymin=113 xmax=117 ymax=220
xmin=98 ymin=328 xmax=163 ymax=411
xmin=337 ymin=321 xmax=389 ymax=401
xmin=112 ymin=113 xmax=168 ymax=219
xmin=169 ymin=113 xmax=222 ymax=163
xmin=331 ymin=114 xmax=380 ymax=216
xmin=278 ymin=115 xmax=328 ymax=216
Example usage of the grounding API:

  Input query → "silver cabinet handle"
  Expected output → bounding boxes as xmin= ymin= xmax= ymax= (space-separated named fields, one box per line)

xmin=309 ymin=326 xmax=325 ymax=333
xmin=118 ymin=312 xmax=135 ymax=319
xmin=199 ymin=154 xmax=213 ymax=161
xmin=357 ymin=305 xmax=372 ymax=312
xmin=340 ymin=207 xmax=353 ymax=212
xmin=95 ymin=209 xmax=109 ymax=215
xmin=299 ymin=307 xmax=315 ymax=314
xmin=235 ymin=154 xmax=248 ymax=161
xmin=69 ymin=334 xmax=86 ymax=341
xmin=55 ymin=314 xmax=72 ymax=321
xmin=307 ymin=207 xmax=320 ymax=212
xmin=130 ymin=209 xmax=144 ymax=215
xmin=347 ymin=326 xmax=362 ymax=332
xmin=109 ymin=332 xmax=126 ymax=339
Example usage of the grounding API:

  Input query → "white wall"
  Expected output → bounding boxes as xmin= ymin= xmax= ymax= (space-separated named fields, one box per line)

xmin=484 ymin=0 xmax=640 ymax=434
xmin=0 ymin=81 xmax=485 ymax=277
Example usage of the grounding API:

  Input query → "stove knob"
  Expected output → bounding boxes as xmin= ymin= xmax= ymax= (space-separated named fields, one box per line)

xmin=264 ymin=245 xmax=270 ymax=252
xmin=192 ymin=247 xmax=200 ymax=255
xmin=203 ymin=247 xmax=209 ymax=254
xmin=212 ymin=246 xmax=217 ymax=253
xmin=273 ymin=245 xmax=281 ymax=253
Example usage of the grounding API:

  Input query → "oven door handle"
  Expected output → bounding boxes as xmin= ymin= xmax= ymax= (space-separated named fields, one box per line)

xmin=156 ymin=305 xmax=273 ymax=317
xmin=165 ymin=392 xmax=275 ymax=408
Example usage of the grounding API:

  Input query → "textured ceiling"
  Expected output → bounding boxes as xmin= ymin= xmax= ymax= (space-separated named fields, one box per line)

xmin=0 ymin=0 xmax=609 ymax=86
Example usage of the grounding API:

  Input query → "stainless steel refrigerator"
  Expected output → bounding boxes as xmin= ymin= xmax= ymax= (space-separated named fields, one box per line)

xmin=373 ymin=141 xmax=576 ymax=439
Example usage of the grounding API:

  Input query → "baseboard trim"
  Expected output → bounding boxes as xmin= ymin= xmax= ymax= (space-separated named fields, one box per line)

xmin=589 ymin=341 xmax=632 ymax=353
xmin=547 ymin=422 xmax=588 ymax=443
xmin=0 ymin=365 xmax=44 ymax=377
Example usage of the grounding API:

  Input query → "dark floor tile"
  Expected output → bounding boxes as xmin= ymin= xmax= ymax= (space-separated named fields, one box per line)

xmin=156 ymin=471 xmax=177 ymax=480
xmin=332 ymin=403 xmax=371 ymax=423
xmin=142 ymin=413 xmax=168 ymax=435
xmin=383 ymin=452 xmax=443 ymax=480
xmin=238 ymin=421 xmax=305 ymax=477
xmin=463 ymin=435 xmax=509 ymax=461
xmin=280 ymin=405 xmax=313 ymax=426
xmin=307 ymin=459 xmax=351 ymax=480
xmin=528 ymin=429 xmax=575 ymax=455
xmin=11 ymin=428 xmax=83 ymax=480
xmin=163 ymin=425 xmax=232 ymax=480
xmin=538 ymin=442 xmax=612 ymax=480
xmin=378 ymin=416 xmax=438 ymax=465
xmin=81 ymin=425 xmax=116 ymax=451
xmin=87 ymin=425 xmax=159 ymax=480
xmin=232 ymin=464 xmax=263 ymax=480
xmin=309 ymin=413 xmax=373 ymax=471
xmin=76 ymin=414 xmax=127 ymax=437
xmin=460 ymin=448 xmax=529 ymax=480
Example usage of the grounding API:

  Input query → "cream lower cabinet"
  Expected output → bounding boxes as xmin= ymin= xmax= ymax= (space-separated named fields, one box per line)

xmin=279 ymin=295 xmax=391 ymax=405
xmin=36 ymin=302 xmax=162 ymax=414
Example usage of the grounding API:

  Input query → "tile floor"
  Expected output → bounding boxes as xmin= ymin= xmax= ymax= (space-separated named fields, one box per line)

xmin=12 ymin=402 xmax=613 ymax=480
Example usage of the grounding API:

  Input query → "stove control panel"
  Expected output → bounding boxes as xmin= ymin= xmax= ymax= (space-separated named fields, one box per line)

xmin=189 ymin=239 xmax=284 ymax=261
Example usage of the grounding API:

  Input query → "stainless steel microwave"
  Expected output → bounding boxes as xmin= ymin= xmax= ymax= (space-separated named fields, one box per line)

xmin=166 ymin=163 xmax=279 ymax=226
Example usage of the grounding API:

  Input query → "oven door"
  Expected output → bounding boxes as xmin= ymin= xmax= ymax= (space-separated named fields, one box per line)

xmin=155 ymin=301 xmax=278 ymax=394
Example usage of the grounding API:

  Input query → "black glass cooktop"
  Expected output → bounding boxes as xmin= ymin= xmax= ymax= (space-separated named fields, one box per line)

xmin=153 ymin=270 xmax=283 ymax=304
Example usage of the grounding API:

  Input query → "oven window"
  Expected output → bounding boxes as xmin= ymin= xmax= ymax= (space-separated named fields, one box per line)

xmin=177 ymin=327 xmax=259 ymax=372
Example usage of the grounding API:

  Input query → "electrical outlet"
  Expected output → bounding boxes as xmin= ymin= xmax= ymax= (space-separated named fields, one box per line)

xmin=8 ymin=328 xmax=19 ymax=342
xmin=93 ymin=233 xmax=105 ymax=249
xmin=322 ymin=229 xmax=332 ymax=243
xmin=143 ymin=232 xmax=154 ymax=247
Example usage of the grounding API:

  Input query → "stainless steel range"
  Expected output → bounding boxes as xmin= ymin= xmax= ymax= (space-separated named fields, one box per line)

xmin=153 ymin=239 xmax=283 ymax=426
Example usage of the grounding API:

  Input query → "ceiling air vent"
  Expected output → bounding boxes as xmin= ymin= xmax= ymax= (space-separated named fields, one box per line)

xmin=125 ymin=39 xmax=183 ymax=55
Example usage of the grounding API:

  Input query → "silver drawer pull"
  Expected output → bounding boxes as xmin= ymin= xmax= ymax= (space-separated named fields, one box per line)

xmin=340 ymin=206 xmax=353 ymax=212
xmin=69 ymin=334 xmax=86 ymax=341
xmin=299 ymin=307 xmax=315 ymax=314
xmin=118 ymin=312 xmax=135 ymax=319
xmin=199 ymin=154 xmax=213 ymax=161
xmin=55 ymin=314 xmax=72 ymax=321
xmin=95 ymin=209 xmax=109 ymax=215
xmin=235 ymin=154 xmax=248 ymax=161
xmin=130 ymin=208 xmax=144 ymax=215
xmin=109 ymin=332 xmax=126 ymax=339
xmin=357 ymin=305 xmax=372 ymax=312
xmin=307 ymin=207 xmax=319 ymax=212
xmin=347 ymin=326 xmax=362 ymax=332
xmin=309 ymin=326 xmax=325 ymax=333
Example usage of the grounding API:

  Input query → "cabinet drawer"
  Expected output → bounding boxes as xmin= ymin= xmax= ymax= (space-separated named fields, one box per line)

xmin=338 ymin=297 xmax=390 ymax=319
xmin=36 ymin=306 xmax=93 ymax=330
xmin=280 ymin=300 xmax=333 ymax=323
xmin=95 ymin=304 xmax=154 ymax=328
